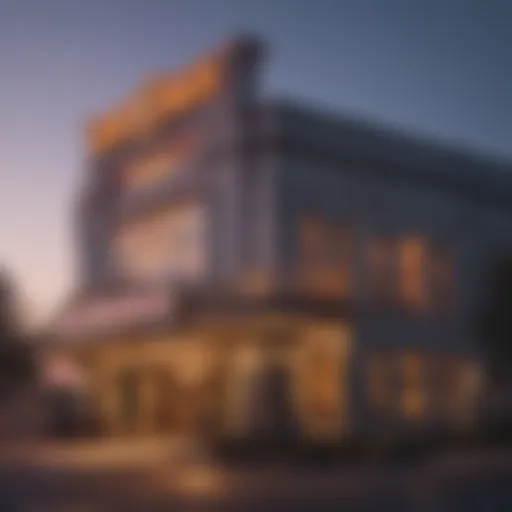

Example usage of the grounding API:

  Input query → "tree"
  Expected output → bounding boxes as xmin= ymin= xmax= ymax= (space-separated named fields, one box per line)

xmin=0 ymin=269 xmax=35 ymax=401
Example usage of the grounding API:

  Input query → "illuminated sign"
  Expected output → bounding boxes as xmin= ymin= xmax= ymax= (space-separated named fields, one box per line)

xmin=87 ymin=57 xmax=224 ymax=155
xmin=55 ymin=292 xmax=174 ymax=339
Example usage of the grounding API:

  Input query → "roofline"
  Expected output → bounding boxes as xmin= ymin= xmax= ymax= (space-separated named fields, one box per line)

xmin=270 ymin=98 xmax=512 ymax=174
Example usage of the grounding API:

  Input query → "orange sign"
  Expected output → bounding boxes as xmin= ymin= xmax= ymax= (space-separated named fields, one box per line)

xmin=88 ymin=57 xmax=224 ymax=155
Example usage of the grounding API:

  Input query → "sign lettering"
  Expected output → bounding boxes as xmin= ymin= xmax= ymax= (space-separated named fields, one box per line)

xmin=88 ymin=58 xmax=224 ymax=154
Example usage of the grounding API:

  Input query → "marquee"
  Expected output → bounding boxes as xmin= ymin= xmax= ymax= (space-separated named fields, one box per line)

xmin=54 ymin=291 xmax=175 ymax=340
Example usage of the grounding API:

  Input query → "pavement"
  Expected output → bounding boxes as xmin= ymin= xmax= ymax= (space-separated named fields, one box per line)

xmin=0 ymin=440 xmax=510 ymax=511
xmin=0 ymin=437 xmax=200 ymax=470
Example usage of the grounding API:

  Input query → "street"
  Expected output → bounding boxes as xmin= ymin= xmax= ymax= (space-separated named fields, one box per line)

xmin=0 ymin=441 xmax=511 ymax=511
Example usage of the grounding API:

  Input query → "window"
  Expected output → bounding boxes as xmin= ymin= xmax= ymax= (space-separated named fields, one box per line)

xmin=400 ymin=353 xmax=424 ymax=420
xmin=307 ymin=352 xmax=339 ymax=413
xmin=399 ymin=237 xmax=427 ymax=310
xmin=452 ymin=361 xmax=482 ymax=426
xmin=297 ymin=217 xmax=353 ymax=298
xmin=433 ymin=358 xmax=481 ymax=427
xmin=366 ymin=236 xmax=396 ymax=303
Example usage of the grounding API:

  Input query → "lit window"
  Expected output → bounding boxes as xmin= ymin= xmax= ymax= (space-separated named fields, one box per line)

xmin=297 ymin=218 xmax=353 ymax=298
xmin=433 ymin=358 xmax=481 ymax=427
xmin=401 ymin=353 xmax=424 ymax=420
xmin=306 ymin=352 xmax=339 ymax=412
xmin=399 ymin=237 xmax=427 ymax=310
xmin=453 ymin=361 xmax=482 ymax=426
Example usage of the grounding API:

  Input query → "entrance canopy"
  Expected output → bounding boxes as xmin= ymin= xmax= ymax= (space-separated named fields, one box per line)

xmin=48 ymin=285 xmax=176 ymax=344
xmin=46 ymin=283 xmax=354 ymax=345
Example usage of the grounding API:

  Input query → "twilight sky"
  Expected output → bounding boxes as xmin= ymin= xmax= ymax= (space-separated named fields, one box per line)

xmin=0 ymin=0 xmax=510 ymax=325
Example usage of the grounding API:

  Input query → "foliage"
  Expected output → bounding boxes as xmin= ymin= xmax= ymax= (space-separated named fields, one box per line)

xmin=0 ymin=269 xmax=36 ymax=401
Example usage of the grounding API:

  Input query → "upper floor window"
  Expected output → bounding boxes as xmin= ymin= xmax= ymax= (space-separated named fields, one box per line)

xmin=398 ymin=236 xmax=428 ymax=311
xmin=430 ymin=357 xmax=481 ymax=426
xmin=364 ymin=233 xmax=453 ymax=314
xmin=297 ymin=217 xmax=353 ymax=298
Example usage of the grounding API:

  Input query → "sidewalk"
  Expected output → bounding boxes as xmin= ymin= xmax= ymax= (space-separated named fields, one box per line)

xmin=0 ymin=436 xmax=203 ymax=470
xmin=0 ymin=441 xmax=510 ymax=510
xmin=155 ymin=447 xmax=512 ymax=500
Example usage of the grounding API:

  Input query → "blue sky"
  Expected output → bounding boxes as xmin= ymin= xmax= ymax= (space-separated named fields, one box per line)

xmin=0 ymin=0 xmax=510 ymax=324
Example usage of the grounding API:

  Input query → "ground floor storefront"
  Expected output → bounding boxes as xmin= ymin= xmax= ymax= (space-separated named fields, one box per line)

xmin=42 ymin=289 xmax=483 ymax=446
xmin=46 ymin=313 xmax=354 ymax=445
xmin=363 ymin=348 xmax=482 ymax=440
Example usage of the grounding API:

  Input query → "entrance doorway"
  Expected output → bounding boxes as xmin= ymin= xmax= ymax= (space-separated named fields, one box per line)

xmin=225 ymin=347 xmax=297 ymax=444
xmin=254 ymin=362 xmax=297 ymax=444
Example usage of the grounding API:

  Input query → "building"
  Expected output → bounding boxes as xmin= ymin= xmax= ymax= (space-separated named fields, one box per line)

xmin=44 ymin=35 xmax=512 ymax=444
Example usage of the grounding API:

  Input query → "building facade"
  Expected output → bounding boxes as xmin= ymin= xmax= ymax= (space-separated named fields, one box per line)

xmin=45 ymin=35 xmax=512 ymax=444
